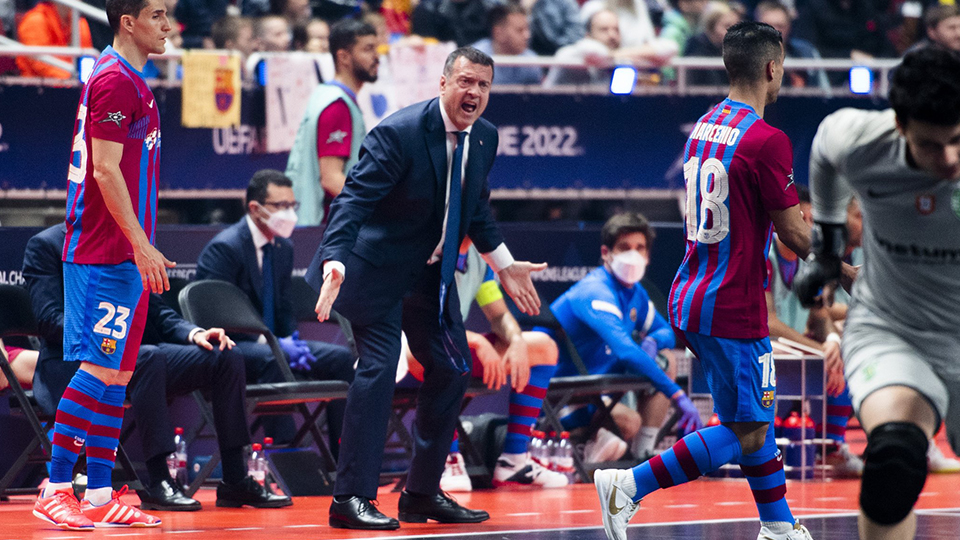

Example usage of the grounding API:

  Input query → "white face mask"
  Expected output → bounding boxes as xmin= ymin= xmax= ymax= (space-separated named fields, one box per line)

xmin=610 ymin=250 xmax=647 ymax=285
xmin=264 ymin=207 xmax=298 ymax=238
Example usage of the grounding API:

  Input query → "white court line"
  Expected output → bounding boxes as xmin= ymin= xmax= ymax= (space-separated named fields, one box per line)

xmin=505 ymin=512 xmax=541 ymax=517
xmin=283 ymin=524 xmax=322 ymax=528
xmin=168 ymin=530 xmax=204 ymax=534
xmin=104 ymin=534 xmax=145 ymax=537
xmin=714 ymin=501 xmax=749 ymax=506
xmin=814 ymin=497 xmax=848 ymax=502
xmin=663 ymin=504 xmax=697 ymax=509
xmin=919 ymin=492 xmax=940 ymax=497
xmin=559 ymin=510 xmax=593 ymax=514
xmin=224 ymin=527 xmax=263 ymax=531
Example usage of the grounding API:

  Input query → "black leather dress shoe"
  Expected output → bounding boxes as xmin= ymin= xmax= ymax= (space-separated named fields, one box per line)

xmin=215 ymin=476 xmax=292 ymax=508
xmin=397 ymin=490 xmax=490 ymax=523
xmin=139 ymin=479 xmax=201 ymax=511
xmin=329 ymin=496 xmax=400 ymax=530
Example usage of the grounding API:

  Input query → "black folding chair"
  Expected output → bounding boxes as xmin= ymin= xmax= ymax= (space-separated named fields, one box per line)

xmin=289 ymin=275 xmax=358 ymax=358
xmin=178 ymin=280 xmax=349 ymax=494
xmin=0 ymin=285 xmax=144 ymax=496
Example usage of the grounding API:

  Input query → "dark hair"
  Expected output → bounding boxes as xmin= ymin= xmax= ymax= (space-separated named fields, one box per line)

xmin=601 ymin=213 xmax=655 ymax=249
xmin=925 ymin=4 xmax=960 ymax=30
xmin=246 ymin=169 xmax=293 ymax=207
xmin=890 ymin=47 xmax=960 ymax=128
xmin=488 ymin=3 xmax=525 ymax=32
xmin=443 ymin=46 xmax=495 ymax=78
xmin=722 ymin=21 xmax=782 ymax=85
xmin=106 ymin=0 xmax=149 ymax=34
xmin=330 ymin=18 xmax=377 ymax=70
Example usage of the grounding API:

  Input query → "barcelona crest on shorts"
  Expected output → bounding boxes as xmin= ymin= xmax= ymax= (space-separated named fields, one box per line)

xmin=100 ymin=337 xmax=117 ymax=355
xmin=762 ymin=390 xmax=775 ymax=408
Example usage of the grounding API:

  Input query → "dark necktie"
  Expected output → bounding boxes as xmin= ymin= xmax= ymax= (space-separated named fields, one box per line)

xmin=439 ymin=131 xmax=468 ymax=374
xmin=262 ymin=243 xmax=276 ymax=333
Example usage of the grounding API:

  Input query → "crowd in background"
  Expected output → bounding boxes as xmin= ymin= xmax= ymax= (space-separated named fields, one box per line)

xmin=2 ymin=0 xmax=960 ymax=85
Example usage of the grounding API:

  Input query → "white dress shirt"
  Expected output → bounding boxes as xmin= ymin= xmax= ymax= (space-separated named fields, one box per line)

xmin=245 ymin=214 xmax=273 ymax=272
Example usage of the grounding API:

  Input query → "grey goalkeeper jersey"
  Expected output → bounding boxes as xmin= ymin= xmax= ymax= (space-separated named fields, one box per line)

xmin=809 ymin=108 xmax=960 ymax=334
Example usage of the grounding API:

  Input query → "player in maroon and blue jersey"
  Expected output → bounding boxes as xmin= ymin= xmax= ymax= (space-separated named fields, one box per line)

xmin=595 ymin=22 xmax=816 ymax=540
xmin=34 ymin=0 xmax=174 ymax=531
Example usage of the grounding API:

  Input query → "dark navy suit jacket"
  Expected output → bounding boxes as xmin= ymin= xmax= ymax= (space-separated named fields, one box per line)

xmin=196 ymin=219 xmax=297 ymax=339
xmin=305 ymin=97 xmax=504 ymax=326
xmin=22 ymin=224 xmax=197 ymax=414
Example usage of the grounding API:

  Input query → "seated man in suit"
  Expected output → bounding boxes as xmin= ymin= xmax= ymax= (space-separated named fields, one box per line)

xmin=23 ymin=224 xmax=291 ymax=511
xmin=196 ymin=169 xmax=355 ymax=455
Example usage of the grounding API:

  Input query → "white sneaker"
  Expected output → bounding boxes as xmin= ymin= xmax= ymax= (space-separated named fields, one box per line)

xmin=594 ymin=469 xmax=639 ymax=540
xmin=758 ymin=522 xmax=814 ymax=540
xmin=493 ymin=453 xmax=569 ymax=488
xmin=823 ymin=443 xmax=863 ymax=477
xmin=585 ymin=428 xmax=628 ymax=464
xmin=439 ymin=452 xmax=472 ymax=492
xmin=928 ymin=440 xmax=960 ymax=473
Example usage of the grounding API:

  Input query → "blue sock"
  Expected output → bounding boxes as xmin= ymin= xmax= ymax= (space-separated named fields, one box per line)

xmin=739 ymin=423 xmax=794 ymax=525
xmin=504 ymin=364 xmax=556 ymax=454
xmin=85 ymin=385 xmax=126 ymax=490
xmin=449 ymin=433 xmax=459 ymax=454
xmin=631 ymin=424 xmax=741 ymax=502
xmin=50 ymin=369 xmax=108 ymax=483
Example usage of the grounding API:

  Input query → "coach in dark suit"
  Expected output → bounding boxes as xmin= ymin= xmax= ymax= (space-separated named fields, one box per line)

xmin=308 ymin=47 xmax=546 ymax=530
xmin=23 ymin=224 xmax=290 ymax=511
xmin=196 ymin=170 xmax=355 ymax=455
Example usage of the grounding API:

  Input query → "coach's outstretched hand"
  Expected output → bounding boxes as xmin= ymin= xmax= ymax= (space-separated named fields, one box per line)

xmin=498 ymin=261 xmax=547 ymax=315
xmin=135 ymin=241 xmax=176 ymax=294
xmin=315 ymin=268 xmax=343 ymax=322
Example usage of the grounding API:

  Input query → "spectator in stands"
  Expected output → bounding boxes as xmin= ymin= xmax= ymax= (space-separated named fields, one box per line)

xmin=23 ymin=224 xmax=292 ymax=511
xmin=254 ymin=14 xmax=291 ymax=51
xmin=382 ymin=0 xmax=414 ymax=36
xmin=176 ymin=0 xmax=229 ymax=48
xmin=905 ymin=4 xmax=960 ymax=54
xmin=764 ymin=188 xmax=864 ymax=477
xmin=549 ymin=213 xmax=701 ymax=463
xmin=285 ymin=19 xmax=378 ymax=225
xmin=356 ymin=11 xmax=399 ymax=129
xmin=1 ymin=341 xmax=38 ymax=391
xmin=196 ymin=170 xmax=355 ymax=457
xmin=411 ymin=0 xmax=501 ymax=47
xmin=471 ymin=4 xmax=544 ymax=85
xmin=402 ymin=239 xmax=566 ymax=492
xmin=212 ymin=15 xmax=257 ymax=59
xmin=271 ymin=0 xmax=310 ymax=27
xmin=660 ymin=0 xmax=708 ymax=56
xmin=793 ymin=0 xmax=896 ymax=61
xmin=16 ymin=0 xmax=93 ymax=79
xmin=545 ymin=8 xmax=674 ymax=86
xmin=292 ymin=17 xmax=330 ymax=52
xmin=683 ymin=0 xmax=740 ymax=86
xmin=580 ymin=0 xmax=667 ymax=50
xmin=755 ymin=1 xmax=829 ymax=91
xmin=529 ymin=0 xmax=584 ymax=55
xmin=0 ymin=0 xmax=15 ymax=38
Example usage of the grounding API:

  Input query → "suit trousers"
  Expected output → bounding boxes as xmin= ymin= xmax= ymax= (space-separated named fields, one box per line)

xmin=334 ymin=263 xmax=471 ymax=499
xmin=127 ymin=343 xmax=250 ymax=463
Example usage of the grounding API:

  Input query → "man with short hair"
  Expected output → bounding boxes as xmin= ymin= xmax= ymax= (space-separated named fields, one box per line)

xmin=754 ymin=1 xmax=829 ymax=90
xmin=211 ymin=16 xmax=257 ymax=61
xmin=33 ymin=0 xmax=173 ymax=529
xmin=550 ymin=213 xmax=701 ymax=464
xmin=309 ymin=46 xmax=546 ymax=530
xmin=471 ymin=4 xmax=543 ymax=85
xmin=285 ymin=18 xmax=379 ymax=225
xmin=795 ymin=46 xmax=960 ymax=540
xmin=594 ymin=21 xmax=814 ymax=540
xmin=196 ymin=169 xmax=355 ymax=455
xmin=906 ymin=4 xmax=960 ymax=54
xmin=254 ymin=14 xmax=290 ymax=51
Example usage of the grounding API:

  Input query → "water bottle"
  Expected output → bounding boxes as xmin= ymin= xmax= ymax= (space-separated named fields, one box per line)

xmin=248 ymin=443 xmax=265 ymax=485
xmin=529 ymin=430 xmax=544 ymax=466
xmin=544 ymin=431 xmax=558 ymax=471
xmin=556 ymin=432 xmax=576 ymax=483
xmin=167 ymin=427 xmax=187 ymax=485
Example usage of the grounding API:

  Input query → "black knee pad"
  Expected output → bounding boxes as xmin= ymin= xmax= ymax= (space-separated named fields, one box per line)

xmin=860 ymin=422 xmax=929 ymax=525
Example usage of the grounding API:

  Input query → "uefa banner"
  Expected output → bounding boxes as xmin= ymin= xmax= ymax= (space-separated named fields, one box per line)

xmin=0 ymin=85 xmax=885 ymax=192
xmin=181 ymin=51 xmax=242 ymax=128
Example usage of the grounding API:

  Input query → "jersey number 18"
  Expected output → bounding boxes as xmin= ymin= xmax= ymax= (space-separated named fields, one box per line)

xmin=683 ymin=156 xmax=729 ymax=244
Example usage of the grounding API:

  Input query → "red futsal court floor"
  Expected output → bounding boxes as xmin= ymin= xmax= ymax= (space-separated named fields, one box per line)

xmin=3 ymin=436 xmax=959 ymax=539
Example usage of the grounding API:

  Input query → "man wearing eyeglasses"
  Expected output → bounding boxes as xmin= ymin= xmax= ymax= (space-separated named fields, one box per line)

xmin=196 ymin=169 xmax=355 ymax=454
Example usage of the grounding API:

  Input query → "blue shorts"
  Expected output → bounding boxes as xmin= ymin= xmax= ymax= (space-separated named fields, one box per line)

xmin=678 ymin=329 xmax=776 ymax=424
xmin=63 ymin=261 xmax=148 ymax=371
